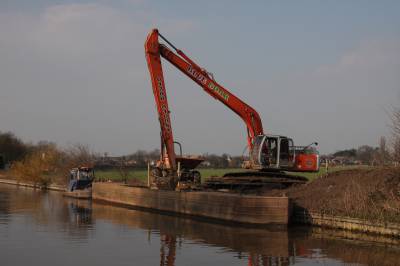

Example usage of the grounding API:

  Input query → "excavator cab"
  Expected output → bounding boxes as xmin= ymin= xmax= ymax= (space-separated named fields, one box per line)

xmin=250 ymin=135 xmax=295 ymax=170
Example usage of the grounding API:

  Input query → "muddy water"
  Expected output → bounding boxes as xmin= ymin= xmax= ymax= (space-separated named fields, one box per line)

xmin=0 ymin=184 xmax=399 ymax=266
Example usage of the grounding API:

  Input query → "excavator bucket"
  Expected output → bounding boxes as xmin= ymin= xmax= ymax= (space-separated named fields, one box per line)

xmin=176 ymin=156 xmax=204 ymax=170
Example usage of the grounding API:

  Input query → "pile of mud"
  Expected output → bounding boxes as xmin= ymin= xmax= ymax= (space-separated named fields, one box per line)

xmin=267 ymin=168 xmax=400 ymax=223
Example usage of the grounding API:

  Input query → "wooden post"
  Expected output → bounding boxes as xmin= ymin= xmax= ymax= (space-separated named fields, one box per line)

xmin=325 ymin=159 xmax=329 ymax=177
xmin=147 ymin=162 xmax=150 ymax=187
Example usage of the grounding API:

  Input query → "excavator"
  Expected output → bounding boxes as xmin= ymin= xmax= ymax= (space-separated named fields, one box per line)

xmin=145 ymin=29 xmax=319 ymax=190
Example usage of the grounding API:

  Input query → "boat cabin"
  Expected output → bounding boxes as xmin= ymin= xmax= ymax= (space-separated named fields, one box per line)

xmin=68 ymin=166 xmax=95 ymax=191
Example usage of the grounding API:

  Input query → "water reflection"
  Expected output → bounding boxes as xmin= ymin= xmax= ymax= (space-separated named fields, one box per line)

xmin=0 ymin=184 xmax=95 ymax=241
xmin=0 ymin=183 xmax=399 ymax=266
xmin=87 ymin=196 xmax=400 ymax=266
xmin=90 ymin=201 xmax=292 ymax=257
xmin=66 ymin=199 xmax=92 ymax=226
xmin=160 ymin=234 xmax=176 ymax=266
xmin=0 ymin=188 xmax=10 ymax=224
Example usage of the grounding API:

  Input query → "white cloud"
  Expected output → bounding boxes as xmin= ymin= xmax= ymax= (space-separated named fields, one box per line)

xmin=315 ymin=39 xmax=400 ymax=76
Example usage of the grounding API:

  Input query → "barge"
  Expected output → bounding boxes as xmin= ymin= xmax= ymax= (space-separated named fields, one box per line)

xmin=92 ymin=182 xmax=291 ymax=226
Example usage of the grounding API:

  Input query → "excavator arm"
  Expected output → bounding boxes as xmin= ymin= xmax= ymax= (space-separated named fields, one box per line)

xmin=145 ymin=29 xmax=264 ymax=170
xmin=145 ymin=29 xmax=177 ymax=170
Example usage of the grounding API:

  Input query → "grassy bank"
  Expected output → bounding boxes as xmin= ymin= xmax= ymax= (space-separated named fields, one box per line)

xmin=94 ymin=168 xmax=247 ymax=182
xmin=94 ymin=165 xmax=367 ymax=182
xmin=287 ymin=165 xmax=371 ymax=181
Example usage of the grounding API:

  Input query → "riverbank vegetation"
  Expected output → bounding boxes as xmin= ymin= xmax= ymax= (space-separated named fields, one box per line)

xmin=267 ymin=167 xmax=400 ymax=224
xmin=11 ymin=144 xmax=62 ymax=186
xmin=5 ymin=140 xmax=94 ymax=187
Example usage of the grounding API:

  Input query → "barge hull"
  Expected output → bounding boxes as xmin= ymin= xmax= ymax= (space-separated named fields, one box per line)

xmin=92 ymin=183 xmax=291 ymax=226
xmin=63 ymin=189 xmax=92 ymax=199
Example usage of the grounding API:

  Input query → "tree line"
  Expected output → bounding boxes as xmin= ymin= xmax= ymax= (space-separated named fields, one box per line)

xmin=1 ymin=104 xmax=400 ymax=182
xmin=0 ymin=131 xmax=94 ymax=186
xmin=328 ymin=106 xmax=400 ymax=165
xmin=329 ymin=141 xmax=389 ymax=165
xmin=97 ymin=150 xmax=244 ymax=169
xmin=0 ymin=131 xmax=29 ymax=167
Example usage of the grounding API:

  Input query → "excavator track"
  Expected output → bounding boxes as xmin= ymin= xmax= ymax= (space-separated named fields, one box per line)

xmin=203 ymin=171 xmax=307 ymax=191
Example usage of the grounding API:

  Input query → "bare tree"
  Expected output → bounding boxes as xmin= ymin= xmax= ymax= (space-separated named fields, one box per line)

xmin=379 ymin=136 xmax=389 ymax=165
xmin=356 ymin=145 xmax=378 ymax=165
xmin=61 ymin=144 xmax=95 ymax=183
xmin=118 ymin=156 xmax=131 ymax=184
xmin=391 ymin=107 xmax=400 ymax=137
xmin=393 ymin=139 xmax=400 ymax=165
xmin=390 ymin=106 xmax=400 ymax=164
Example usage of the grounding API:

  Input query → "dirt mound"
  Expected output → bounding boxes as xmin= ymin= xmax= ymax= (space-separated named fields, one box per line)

xmin=266 ymin=168 xmax=400 ymax=223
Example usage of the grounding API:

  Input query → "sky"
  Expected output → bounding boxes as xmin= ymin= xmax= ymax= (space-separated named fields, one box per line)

xmin=0 ymin=0 xmax=399 ymax=156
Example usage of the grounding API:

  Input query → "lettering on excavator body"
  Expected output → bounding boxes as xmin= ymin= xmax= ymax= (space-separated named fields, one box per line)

xmin=187 ymin=66 xmax=208 ymax=85
xmin=208 ymin=83 xmax=230 ymax=101
xmin=156 ymin=76 xmax=171 ymax=134
xmin=161 ymin=105 xmax=171 ymax=133
xmin=157 ymin=76 xmax=166 ymax=101
xmin=187 ymin=66 xmax=230 ymax=102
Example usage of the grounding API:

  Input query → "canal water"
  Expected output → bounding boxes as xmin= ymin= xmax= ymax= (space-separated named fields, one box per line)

xmin=0 ymin=184 xmax=399 ymax=266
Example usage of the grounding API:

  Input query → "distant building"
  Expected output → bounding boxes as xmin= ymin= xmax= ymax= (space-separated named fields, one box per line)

xmin=94 ymin=155 xmax=138 ymax=169
xmin=201 ymin=161 xmax=211 ymax=167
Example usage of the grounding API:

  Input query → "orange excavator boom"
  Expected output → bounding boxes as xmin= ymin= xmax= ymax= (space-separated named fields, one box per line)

xmin=145 ymin=29 xmax=264 ymax=170
xmin=145 ymin=28 xmax=319 ymax=177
